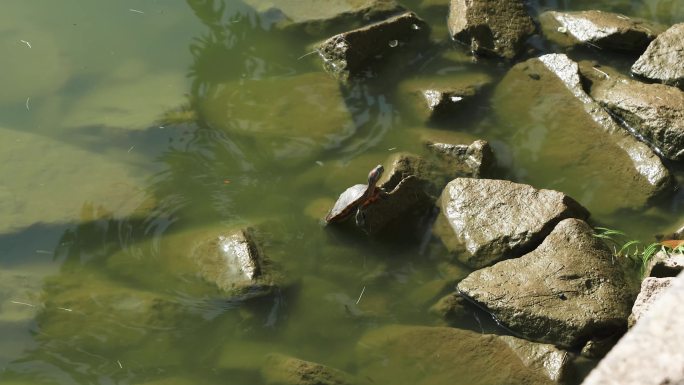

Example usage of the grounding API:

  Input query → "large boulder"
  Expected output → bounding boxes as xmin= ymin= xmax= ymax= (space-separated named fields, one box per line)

xmin=316 ymin=12 xmax=430 ymax=80
xmin=457 ymin=218 xmax=638 ymax=348
xmin=447 ymin=0 xmax=536 ymax=59
xmin=492 ymin=53 xmax=672 ymax=215
xmin=632 ymin=23 xmax=684 ymax=88
xmin=628 ymin=277 xmax=675 ymax=327
xmin=584 ymin=65 xmax=684 ymax=161
xmin=435 ymin=178 xmax=589 ymax=268
xmin=356 ymin=325 xmax=566 ymax=385
xmin=540 ymin=10 xmax=664 ymax=52
xmin=581 ymin=272 xmax=684 ymax=385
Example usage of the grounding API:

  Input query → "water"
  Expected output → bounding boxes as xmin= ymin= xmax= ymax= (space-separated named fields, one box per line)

xmin=0 ymin=0 xmax=682 ymax=384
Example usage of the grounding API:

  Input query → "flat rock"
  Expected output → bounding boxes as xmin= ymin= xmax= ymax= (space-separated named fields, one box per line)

xmin=581 ymin=272 xmax=684 ymax=385
xmin=262 ymin=353 xmax=365 ymax=385
xmin=447 ymin=0 xmax=535 ymax=59
xmin=435 ymin=178 xmax=589 ymax=268
xmin=245 ymin=0 xmax=405 ymax=35
xmin=628 ymin=277 xmax=675 ymax=327
xmin=585 ymin=65 xmax=684 ymax=161
xmin=316 ymin=12 xmax=430 ymax=80
xmin=632 ymin=23 xmax=684 ymax=88
xmin=356 ymin=325 xmax=557 ymax=385
xmin=492 ymin=53 xmax=672 ymax=215
xmin=540 ymin=10 xmax=664 ymax=52
xmin=457 ymin=218 xmax=637 ymax=348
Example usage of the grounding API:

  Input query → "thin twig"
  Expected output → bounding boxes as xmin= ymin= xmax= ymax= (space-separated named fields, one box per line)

xmin=355 ymin=286 xmax=366 ymax=305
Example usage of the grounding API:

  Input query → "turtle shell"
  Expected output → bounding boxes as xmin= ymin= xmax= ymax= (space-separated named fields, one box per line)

xmin=325 ymin=184 xmax=368 ymax=223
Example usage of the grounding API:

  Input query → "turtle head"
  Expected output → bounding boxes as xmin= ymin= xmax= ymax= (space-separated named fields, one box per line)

xmin=367 ymin=165 xmax=384 ymax=186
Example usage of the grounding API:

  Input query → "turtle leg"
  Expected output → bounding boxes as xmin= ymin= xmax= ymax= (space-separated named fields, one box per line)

xmin=355 ymin=208 xmax=366 ymax=228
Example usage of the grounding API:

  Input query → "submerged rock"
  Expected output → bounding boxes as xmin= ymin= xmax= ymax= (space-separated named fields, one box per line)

xmin=447 ymin=0 xmax=535 ymax=59
xmin=628 ymin=277 xmax=675 ymax=327
xmin=540 ymin=10 xmax=663 ymax=52
xmin=632 ymin=23 xmax=684 ymax=88
xmin=493 ymin=53 xmax=672 ymax=215
xmin=584 ymin=65 xmax=684 ymax=161
xmin=316 ymin=12 xmax=430 ymax=80
xmin=245 ymin=0 xmax=405 ymax=35
xmin=498 ymin=335 xmax=573 ymax=383
xmin=262 ymin=353 xmax=365 ymax=385
xmin=356 ymin=325 xmax=559 ymax=384
xmin=458 ymin=218 xmax=637 ymax=348
xmin=435 ymin=178 xmax=589 ymax=268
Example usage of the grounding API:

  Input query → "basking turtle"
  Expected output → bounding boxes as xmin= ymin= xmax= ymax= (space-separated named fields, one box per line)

xmin=325 ymin=164 xmax=387 ymax=226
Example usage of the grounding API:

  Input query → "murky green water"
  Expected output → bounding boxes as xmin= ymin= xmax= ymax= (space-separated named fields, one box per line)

xmin=0 ymin=0 xmax=682 ymax=384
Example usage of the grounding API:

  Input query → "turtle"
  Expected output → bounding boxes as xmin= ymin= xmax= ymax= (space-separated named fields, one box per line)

xmin=325 ymin=164 xmax=387 ymax=226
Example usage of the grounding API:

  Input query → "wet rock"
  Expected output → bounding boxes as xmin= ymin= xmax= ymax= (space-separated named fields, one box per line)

xmin=426 ymin=139 xmax=495 ymax=179
xmin=245 ymin=0 xmax=405 ymax=35
xmin=429 ymin=292 xmax=473 ymax=324
xmin=262 ymin=353 xmax=364 ymax=385
xmin=458 ymin=218 xmax=637 ymax=348
xmin=646 ymin=250 xmax=684 ymax=277
xmin=628 ymin=277 xmax=675 ymax=327
xmin=493 ymin=53 xmax=672 ymax=215
xmin=356 ymin=325 xmax=555 ymax=385
xmin=447 ymin=0 xmax=536 ymax=59
xmin=581 ymin=272 xmax=684 ymax=385
xmin=657 ymin=223 xmax=684 ymax=241
xmin=435 ymin=178 xmax=589 ymax=268
xmin=398 ymin=73 xmax=492 ymax=121
xmin=498 ymin=335 xmax=573 ymax=383
xmin=316 ymin=12 xmax=430 ymax=80
xmin=584 ymin=65 xmax=684 ymax=161
xmin=632 ymin=23 xmax=684 ymax=88
xmin=540 ymin=10 xmax=664 ymax=52
xmin=580 ymin=334 xmax=622 ymax=359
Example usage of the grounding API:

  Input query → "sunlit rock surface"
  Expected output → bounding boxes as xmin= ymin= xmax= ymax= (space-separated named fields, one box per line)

xmin=458 ymin=218 xmax=637 ymax=348
xmin=316 ymin=12 xmax=430 ymax=80
xmin=632 ymin=23 xmax=684 ymax=88
xmin=628 ymin=276 xmax=674 ymax=327
xmin=583 ymin=64 xmax=684 ymax=161
xmin=645 ymin=250 xmax=684 ymax=277
xmin=356 ymin=325 xmax=557 ymax=385
xmin=540 ymin=10 xmax=664 ymax=52
xmin=447 ymin=0 xmax=535 ymax=59
xmin=581 ymin=272 xmax=684 ymax=385
xmin=261 ymin=353 xmax=366 ymax=385
xmin=435 ymin=178 xmax=589 ymax=268
xmin=492 ymin=53 xmax=672 ymax=215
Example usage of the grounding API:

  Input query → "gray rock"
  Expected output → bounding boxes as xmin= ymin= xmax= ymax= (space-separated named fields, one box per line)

xmin=498 ymin=335 xmax=573 ymax=383
xmin=581 ymin=272 xmax=684 ymax=385
xmin=458 ymin=218 xmax=637 ymax=348
xmin=628 ymin=277 xmax=675 ymax=327
xmin=435 ymin=178 xmax=589 ymax=268
xmin=585 ymin=66 xmax=684 ymax=161
xmin=316 ymin=12 xmax=430 ymax=80
xmin=540 ymin=10 xmax=664 ymax=52
xmin=262 ymin=353 xmax=364 ymax=385
xmin=447 ymin=0 xmax=536 ymax=59
xmin=356 ymin=325 xmax=556 ymax=385
xmin=645 ymin=250 xmax=684 ymax=277
xmin=632 ymin=23 xmax=684 ymax=88
xmin=245 ymin=0 xmax=405 ymax=35
xmin=426 ymin=139 xmax=495 ymax=179
xmin=493 ymin=53 xmax=672 ymax=215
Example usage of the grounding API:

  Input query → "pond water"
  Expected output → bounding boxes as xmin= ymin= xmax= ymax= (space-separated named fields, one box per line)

xmin=0 ymin=0 xmax=682 ymax=384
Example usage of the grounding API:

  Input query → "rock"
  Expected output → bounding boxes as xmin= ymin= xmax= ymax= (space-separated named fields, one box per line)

xmin=356 ymin=325 xmax=556 ymax=385
xmin=244 ymin=0 xmax=405 ymax=35
xmin=457 ymin=218 xmax=637 ymax=348
xmin=447 ymin=0 xmax=535 ymax=59
xmin=398 ymin=73 xmax=492 ymax=121
xmin=316 ymin=12 xmax=430 ymax=80
xmin=498 ymin=335 xmax=573 ymax=383
xmin=645 ymin=250 xmax=684 ymax=277
xmin=581 ymin=272 xmax=684 ymax=385
xmin=426 ymin=139 xmax=496 ymax=179
xmin=492 ymin=53 xmax=672 ymax=215
xmin=657 ymin=223 xmax=684 ymax=241
xmin=203 ymin=72 xmax=355 ymax=164
xmin=628 ymin=277 xmax=675 ymax=327
xmin=435 ymin=178 xmax=589 ymax=268
xmin=584 ymin=65 xmax=684 ymax=161
xmin=632 ymin=23 xmax=684 ymax=88
xmin=262 ymin=353 xmax=364 ymax=385
xmin=540 ymin=10 xmax=664 ymax=52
